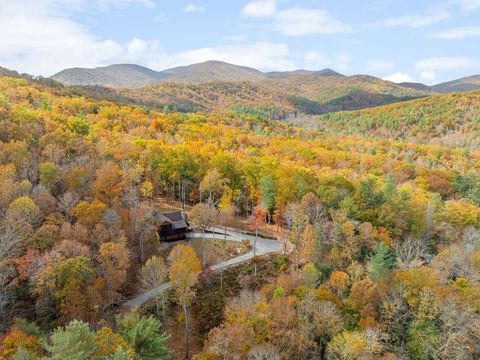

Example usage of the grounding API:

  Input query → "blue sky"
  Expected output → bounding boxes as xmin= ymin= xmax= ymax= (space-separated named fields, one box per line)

xmin=0 ymin=0 xmax=479 ymax=84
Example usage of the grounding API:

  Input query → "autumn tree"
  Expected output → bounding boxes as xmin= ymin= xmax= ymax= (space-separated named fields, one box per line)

xmin=38 ymin=161 xmax=59 ymax=191
xmin=298 ymin=294 xmax=344 ymax=356
xmin=130 ymin=203 xmax=156 ymax=263
xmin=64 ymin=165 xmax=90 ymax=195
xmin=0 ymin=328 xmax=40 ymax=359
xmin=200 ymin=168 xmax=228 ymax=205
xmin=93 ymin=326 xmax=135 ymax=359
xmin=299 ymin=192 xmax=323 ymax=224
xmin=50 ymin=256 xmax=102 ymax=321
xmin=328 ymin=271 xmax=351 ymax=296
xmin=6 ymin=196 xmax=41 ymax=227
xmin=168 ymin=244 xmax=201 ymax=359
xmin=189 ymin=203 xmax=218 ymax=267
xmin=299 ymin=223 xmax=317 ymax=264
xmin=326 ymin=329 xmax=384 ymax=359
xmin=70 ymin=200 xmax=107 ymax=228
xmin=98 ymin=241 xmax=130 ymax=304
xmin=0 ymin=219 xmax=24 ymax=262
xmin=248 ymin=344 xmax=281 ymax=360
xmin=287 ymin=205 xmax=308 ymax=269
xmin=347 ymin=278 xmax=381 ymax=319
xmin=94 ymin=163 xmax=124 ymax=205
xmin=140 ymin=256 xmax=168 ymax=317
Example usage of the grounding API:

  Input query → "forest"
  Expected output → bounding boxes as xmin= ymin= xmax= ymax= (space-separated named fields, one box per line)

xmin=316 ymin=90 xmax=480 ymax=149
xmin=1 ymin=72 xmax=480 ymax=360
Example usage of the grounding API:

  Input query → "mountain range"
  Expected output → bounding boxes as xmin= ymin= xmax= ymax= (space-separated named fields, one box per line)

xmin=50 ymin=61 xmax=480 ymax=94
xmin=47 ymin=61 xmax=423 ymax=115
xmin=50 ymin=61 xmax=345 ymax=87
xmin=3 ymin=61 xmax=480 ymax=117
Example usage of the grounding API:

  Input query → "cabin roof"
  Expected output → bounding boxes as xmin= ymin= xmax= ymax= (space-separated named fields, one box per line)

xmin=153 ymin=211 xmax=188 ymax=229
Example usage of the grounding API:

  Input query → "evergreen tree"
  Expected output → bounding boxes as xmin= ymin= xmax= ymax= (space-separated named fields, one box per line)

xmin=44 ymin=320 xmax=95 ymax=360
xmin=358 ymin=178 xmax=385 ymax=209
xmin=259 ymin=173 xmax=276 ymax=213
xmin=116 ymin=310 xmax=170 ymax=360
xmin=382 ymin=174 xmax=396 ymax=201
xmin=406 ymin=320 xmax=440 ymax=360
xmin=368 ymin=242 xmax=395 ymax=281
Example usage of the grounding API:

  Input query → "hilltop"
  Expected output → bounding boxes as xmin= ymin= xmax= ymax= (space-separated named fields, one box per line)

xmin=50 ymin=64 xmax=170 ymax=88
xmin=51 ymin=61 xmax=267 ymax=88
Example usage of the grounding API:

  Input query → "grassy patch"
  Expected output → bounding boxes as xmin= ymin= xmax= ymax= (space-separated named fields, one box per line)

xmin=189 ymin=238 xmax=248 ymax=267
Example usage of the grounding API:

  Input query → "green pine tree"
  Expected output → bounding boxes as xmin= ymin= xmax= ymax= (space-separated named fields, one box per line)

xmin=116 ymin=310 xmax=171 ymax=360
xmin=259 ymin=173 xmax=276 ymax=213
xmin=368 ymin=242 xmax=395 ymax=281
xmin=44 ymin=320 xmax=95 ymax=360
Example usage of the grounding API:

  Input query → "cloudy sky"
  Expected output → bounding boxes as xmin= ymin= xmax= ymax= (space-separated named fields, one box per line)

xmin=0 ymin=0 xmax=479 ymax=84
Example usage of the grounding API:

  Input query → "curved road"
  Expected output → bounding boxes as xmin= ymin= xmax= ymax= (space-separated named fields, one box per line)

xmin=124 ymin=228 xmax=284 ymax=308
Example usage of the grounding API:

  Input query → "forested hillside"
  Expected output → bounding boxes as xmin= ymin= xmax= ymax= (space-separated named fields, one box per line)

xmin=317 ymin=90 xmax=480 ymax=149
xmin=1 ymin=73 xmax=480 ymax=359
xmin=70 ymin=74 xmax=431 ymax=117
xmin=50 ymin=61 xmax=434 ymax=116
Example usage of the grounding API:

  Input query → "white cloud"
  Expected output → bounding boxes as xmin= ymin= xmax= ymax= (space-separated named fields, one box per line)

xmin=451 ymin=0 xmax=480 ymax=11
xmin=366 ymin=59 xmax=395 ymax=72
xmin=415 ymin=57 xmax=478 ymax=71
xmin=94 ymin=0 xmax=156 ymax=8
xmin=0 ymin=0 xmax=354 ymax=77
xmin=242 ymin=1 xmax=276 ymax=18
xmin=127 ymin=38 xmax=149 ymax=55
xmin=184 ymin=3 xmax=204 ymax=13
xmin=55 ymin=0 xmax=157 ymax=10
xmin=242 ymin=2 xmax=349 ymax=36
xmin=373 ymin=10 xmax=450 ymax=28
xmin=415 ymin=57 xmax=480 ymax=83
xmin=160 ymin=41 xmax=296 ymax=71
xmin=384 ymin=72 xmax=416 ymax=83
xmin=432 ymin=25 xmax=480 ymax=39
xmin=274 ymin=9 xmax=351 ymax=35
xmin=0 ymin=0 xmax=123 ymax=75
xmin=0 ymin=0 xmax=301 ymax=76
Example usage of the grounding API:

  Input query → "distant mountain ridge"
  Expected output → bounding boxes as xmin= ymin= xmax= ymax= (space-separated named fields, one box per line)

xmin=157 ymin=60 xmax=266 ymax=83
xmin=51 ymin=61 xmax=348 ymax=88
xmin=51 ymin=64 xmax=170 ymax=88
xmin=433 ymin=75 xmax=480 ymax=93
xmin=0 ymin=61 xmax=468 ymax=117
xmin=50 ymin=60 xmax=437 ymax=115
xmin=50 ymin=61 xmax=480 ymax=95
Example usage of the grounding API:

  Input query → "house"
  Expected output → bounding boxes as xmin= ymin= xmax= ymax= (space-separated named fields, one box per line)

xmin=153 ymin=211 xmax=189 ymax=242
